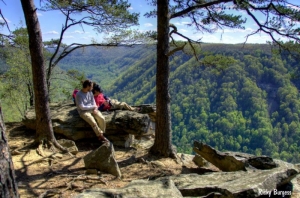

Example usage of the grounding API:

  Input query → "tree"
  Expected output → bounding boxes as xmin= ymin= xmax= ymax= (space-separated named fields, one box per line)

xmin=149 ymin=0 xmax=300 ymax=157
xmin=0 ymin=102 xmax=19 ymax=197
xmin=20 ymin=0 xmax=67 ymax=153
xmin=150 ymin=0 xmax=176 ymax=157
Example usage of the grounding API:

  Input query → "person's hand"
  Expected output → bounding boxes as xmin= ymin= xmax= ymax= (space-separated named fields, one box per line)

xmin=92 ymin=107 xmax=98 ymax=114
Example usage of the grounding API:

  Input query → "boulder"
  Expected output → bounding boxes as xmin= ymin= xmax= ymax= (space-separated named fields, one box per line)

xmin=193 ymin=154 xmax=206 ymax=167
xmin=134 ymin=104 xmax=156 ymax=122
xmin=193 ymin=141 xmax=278 ymax=171
xmin=157 ymin=159 xmax=298 ymax=198
xmin=247 ymin=156 xmax=277 ymax=170
xmin=83 ymin=142 xmax=121 ymax=178
xmin=291 ymin=174 xmax=300 ymax=198
xmin=57 ymin=139 xmax=78 ymax=155
xmin=178 ymin=153 xmax=196 ymax=167
xmin=23 ymin=102 xmax=155 ymax=147
xmin=74 ymin=178 xmax=183 ymax=198
xmin=193 ymin=141 xmax=246 ymax=172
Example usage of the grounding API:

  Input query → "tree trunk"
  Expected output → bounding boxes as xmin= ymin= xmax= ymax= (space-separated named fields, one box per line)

xmin=0 ymin=103 xmax=19 ymax=197
xmin=20 ymin=0 xmax=55 ymax=144
xmin=27 ymin=83 xmax=34 ymax=107
xmin=150 ymin=0 xmax=176 ymax=158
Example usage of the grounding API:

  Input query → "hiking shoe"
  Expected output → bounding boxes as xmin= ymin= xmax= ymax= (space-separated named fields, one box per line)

xmin=98 ymin=134 xmax=109 ymax=143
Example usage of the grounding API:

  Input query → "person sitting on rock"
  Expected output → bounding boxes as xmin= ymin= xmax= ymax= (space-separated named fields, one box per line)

xmin=92 ymin=83 xmax=137 ymax=111
xmin=75 ymin=80 xmax=108 ymax=143
xmin=72 ymin=88 xmax=79 ymax=105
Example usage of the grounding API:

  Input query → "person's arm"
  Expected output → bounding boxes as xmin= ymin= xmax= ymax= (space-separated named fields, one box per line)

xmin=76 ymin=92 xmax=96 ymax=111
xmin=98 ymin=104 xmax=105 ymax=111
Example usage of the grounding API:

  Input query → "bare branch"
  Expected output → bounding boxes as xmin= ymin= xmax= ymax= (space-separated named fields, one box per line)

xmin=167 ymin=42 xmax=187 ymax=56
xmin=169 ymin=24 xmax=202 ymax=61
xmin=170 ymin=0 xmax=232 ymax=19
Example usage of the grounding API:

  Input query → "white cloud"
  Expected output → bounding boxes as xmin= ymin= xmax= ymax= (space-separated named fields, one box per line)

xmin=37 ymin=12 xmax=42 ymax=16
xmin=288 ymin=4 xmax=300 ymax=11
xmin=144 ymin=23 xmax=153 ymax=27
xmin=73 ymin=30 xmax=85 ymax=34
xmin=63 ymin=35 xmax=75 ymax=39
xmin=172 ymin=21 xmax=190 ymax=26
xmin=244 ymin=34 xmax=271 ymax=43
xmin=179 ymin=29 xmax=188 ymax=33
xmin=0 ymin=17 xmax=11 ymax=23
xmin=128 ymin=6 xmax=133 ymax=10
xmin=44 ymin=31 xmax=59 ymax=35
xmin=217 ymin=27 xmax=254 ymax=34
xmin=67 ymin=30 xmax=89 ymax=34
xmin=182 ymin=22 xmax=190 ymax=25
xmin=81 ymin=36 xmax=94 ymax=40
xmin=174 ymin=22 xmax=183 ymax=26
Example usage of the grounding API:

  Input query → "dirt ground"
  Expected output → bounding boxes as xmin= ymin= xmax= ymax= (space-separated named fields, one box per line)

xmin=6 ymin=122 xmax=207 ymax=198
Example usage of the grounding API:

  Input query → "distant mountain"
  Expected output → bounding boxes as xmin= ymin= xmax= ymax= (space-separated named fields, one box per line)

xmin=58 ymin=45 xmax=155 ymax=89
xmin=59 ymin=44 xmax=300 ymax=163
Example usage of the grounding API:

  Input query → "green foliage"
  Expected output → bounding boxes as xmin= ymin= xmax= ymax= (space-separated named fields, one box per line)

xmin=0 ymin=27 xmax=85 ymax=120
xmin=1 ymin=28 xmax=33 ymax=121
xmin=105 ymin=44 xmax=300 ymax=163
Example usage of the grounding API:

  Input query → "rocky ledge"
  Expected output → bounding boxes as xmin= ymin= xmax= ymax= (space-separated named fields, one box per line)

xmin=75 ymin=141 xmax=300 ymax=198
xmin=23 ymin=102 xmax=156 ymax=147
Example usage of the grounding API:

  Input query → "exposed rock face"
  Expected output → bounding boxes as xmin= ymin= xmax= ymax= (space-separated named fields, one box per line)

xmin=75 ymin=159 xmax=298 ymax=198
xmin=74 ymin=178 xmax=183 ymax=198
xmin=291 ymin=174 xmax=300 ymax=197
xmin=57 ymin=139 xmax=78 ymax=155
xmin=194 ymin=141 xmax=278 ymax=172
xmin=23 ymin=102 xmax=155 ymax=147
xmin=83 ymin=142 xmax=121 ymax=178
xmin=193 ymin=141 xmax=247 ymax=171
xmin=159 ymin=159 xmax=298 ymax=198
xmin=193 ymin=154 xmax=206 ymax=167
xmin=247 ymin=156 xmax=277 ymax=170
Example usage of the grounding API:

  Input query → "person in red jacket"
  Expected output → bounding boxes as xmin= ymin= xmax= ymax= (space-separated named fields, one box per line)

xmin=72 ymin=89 xmax=79 ymax=105
xmin=92 ymin=83 xmax=137 ymax=111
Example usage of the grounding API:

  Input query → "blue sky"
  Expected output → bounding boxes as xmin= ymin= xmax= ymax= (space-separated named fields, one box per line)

xmin=1 ymin=0 xmax=299 ymax=45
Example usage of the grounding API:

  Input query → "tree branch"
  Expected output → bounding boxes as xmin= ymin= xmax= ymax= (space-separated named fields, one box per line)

xmin=170 ymin=0 xmax=232 ymax=19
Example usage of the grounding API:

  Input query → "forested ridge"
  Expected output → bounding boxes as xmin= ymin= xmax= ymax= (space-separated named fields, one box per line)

xmin=67 ymin=43 xmax=300 ymax=163
xmin=58 ymin=45 xmax=155 ymax=90
xmin=2 ymin=43 xmax=300 ymax=163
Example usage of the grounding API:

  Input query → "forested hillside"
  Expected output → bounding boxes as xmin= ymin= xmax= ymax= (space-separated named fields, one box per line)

xmin=2 ymin=43 xmax=300 ymax=163
xmin=103 ymin=44 xmax=300 ymax=163
xmin=58 ymin=45 xmax=155 ymax=90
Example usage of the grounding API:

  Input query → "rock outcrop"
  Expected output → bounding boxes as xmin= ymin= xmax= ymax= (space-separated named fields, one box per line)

xmin=193 ymin=141 xmax=247 ymax=171
xmin=23 ymin=102 xmax=155 ymax=147
xmin=162 ymin=159 xmax=297 ymax=197
xmin=76 ymin=141 xmax=299 ymax=198
xmin=83 ymin=142 xmax=121 ymax=178
xmin=75 ymin=158 xmax=298 ymax=198
xmin=75 ymin=178 xmax=182 ymax=198
xmin=57 ymin=139 xmax=78 ymax=155
xmin=22 ymin=102 xmax=300 ymax=197
xmin=194 ymin=141 xmax=278 ymax=171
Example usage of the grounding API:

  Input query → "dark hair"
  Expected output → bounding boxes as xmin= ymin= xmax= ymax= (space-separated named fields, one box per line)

xmin=92 ymin=83 xmax=103 ymax=94
xmin=82 ymin=80 xmax=93 ymax=88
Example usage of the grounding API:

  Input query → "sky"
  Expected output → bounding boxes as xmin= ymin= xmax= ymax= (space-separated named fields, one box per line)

xmin=0 ymin=0 xmax=299 ymax=45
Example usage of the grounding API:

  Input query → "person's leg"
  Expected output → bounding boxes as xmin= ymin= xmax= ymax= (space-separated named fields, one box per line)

xmin=111 ymin=99 xmax=135 ymax=111
xmin=80 ymin=111 xmax=103 ymax=137
xmin=93 ymin=110 xmax=106 ymax=133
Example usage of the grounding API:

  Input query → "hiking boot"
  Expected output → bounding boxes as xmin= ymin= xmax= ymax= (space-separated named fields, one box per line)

xmin=98 ymin=134 xmax=109 ymax=143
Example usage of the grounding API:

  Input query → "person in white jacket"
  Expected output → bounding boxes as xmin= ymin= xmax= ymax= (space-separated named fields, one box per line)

xmin=75 ymin=79 xmax=108 ymax=143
